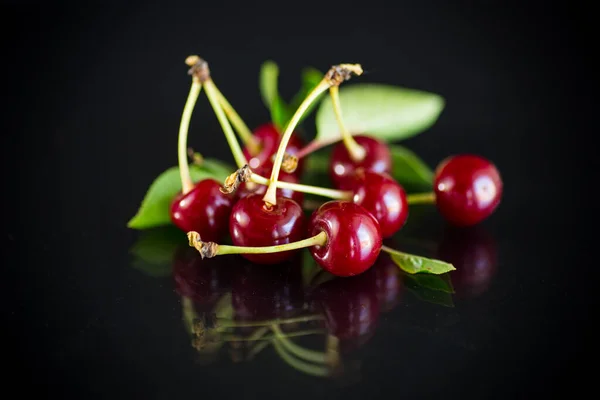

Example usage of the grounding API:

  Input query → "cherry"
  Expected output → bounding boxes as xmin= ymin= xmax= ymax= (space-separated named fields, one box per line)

xmin=308 ymin=201 xmax=382 ymax=277
xmin=311 ymin=268 xmax=380 ymax=352
xmin=351 ymin=169 xmax=409 ymax=238
xmin=172 ymin=246 xmax=231 ymax=312
xmin=329 ymin=135 xmax=392 ymax=190
xmin=229 ymin=193 xmax=305 ymax=264
xmin=371 ymin=253 xmax=403 ymax=312
xmin=433 ymin=154 xmax=503 ymax=226
xmin=237 ymin=165 xmax=304 ymax=206
xmin=231 ymin=256 xmax=305 ymax=322
xmin=437 ymin=225 xmax=497 ymax=298
xmin=170 ymin=179 xmax=234 ymax=242
xmin=242 ymin=123 xmax=305 ymax=175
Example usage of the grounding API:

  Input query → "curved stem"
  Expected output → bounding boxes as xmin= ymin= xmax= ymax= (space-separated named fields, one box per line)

xmin=216 ymin=314 xmax=325 ymax=329
xmin=212 ymin=83 xmax=260 ymax=155
xmin=263 ymin=79 xmax=332 ymax=205
xmin=178 ymin=81 xmax=202 ymax=194
xmin=251 ymin=173 xmax=351 ymax=200
xmin=271 ymin=324 xmax=327 ymax=363
xmin=216 ymin=231 xmax=327 ymax=256
xmin=223 ymin=329 xmax=325 ymax=342
xmin=203 ymin=79 xmax=248 ymax=168
xmin=406 ymin=192 xmax=436 ymax=205
xmin=272 ymin=339 xmax=330 ymax=377
xmin=330 ymin=86 xmax=365 ymax=162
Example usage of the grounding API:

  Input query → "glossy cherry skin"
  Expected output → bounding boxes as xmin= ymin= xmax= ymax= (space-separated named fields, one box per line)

xmin=229 ymin=194 xmax=305 ymax=264
xmin=236 ymin=165 xmax=304 ymax=206
xmin=371 ymin=253 xmax=403 ymax=312
xmin=329 ymin=135 xmax=392 ymax=190
xmin=437 ymin=226 xmax=497 ymax=298
xmin=308 ymin=201 xmax=382 ymax=277
xmin=311 ymin=268 xmax=380 ymax=352
xmin=232 ymin=256 xmax=304 ymax=322
xmin=242 ymin=123 xmax=305 ymax=176
xmin=170 ymin=179 xmax=234 ymax=242
xmin=172 ymin=246 xmax=231 ymax=312
xmin=351 ymin=170 xmax=409 ymax=238
xmin=433 ymin=154 xmax=503 ymax=226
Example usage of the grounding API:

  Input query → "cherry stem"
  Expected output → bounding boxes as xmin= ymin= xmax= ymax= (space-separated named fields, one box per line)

xmin=406 ymin=192 xmax=436 ymax=205
xmin=211 ymin=83 xmax=260 ymax=156
xmin=223 ymin=329 xmax=326 ymax=342
xmin=272 ymin=339 xmax=330 ymax=377
xmin=262 ymin=63 xmax=364 ymax=206
xmin=188 ymin=231 xmax=328 ymax=258
xmin=203 ymin=79 xmax=248 ymax=168
xmin=215 ymin=314 xmax=325 ymax=328
xmin=271 ymin=324 xmax=327 ymax=363
xmin=251 ymin=172 xmax=351 ymax=200
xmin=330 ymin=85 xmax=366 ymax=162
xmin=177 ymin=78 xmax=202 ymax=194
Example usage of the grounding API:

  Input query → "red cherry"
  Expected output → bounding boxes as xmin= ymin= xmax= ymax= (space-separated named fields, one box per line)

xmin=437 ymin=226 xmax=497 ymax=299
xmin=329 ymin=135 xmax=392 ymax=190
xmin=311 ymin=269 xmax=380 ymax=352
xmin=170 ymin=179 xmax=234 ymax=242
xmin=232 ymin=257 xmax=304 ymax=322
xmin=236 ymin=165 xmax=304 ymax=206
xmin=242 ymin=123 xmax=305 ymax=175
xmin=172 ymin=246 xmax=231 ymax=312
xmin=229 ymin=194 xmax=305 ymax=264
xmin=371 ymin=253 xmax=403 ymax=312
xmin=351 ymin=170 xmax=409 ymax=238
xmin=308 ymin=201 xmax=382 ymax=277
xmin=433 ymin=154 xmax=503 ymax=226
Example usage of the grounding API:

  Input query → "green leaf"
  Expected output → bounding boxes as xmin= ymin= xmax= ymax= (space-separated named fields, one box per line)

xmin=127 ymin=161 xmax=233 ymax=229
xmin=259 ymin=60 xmax=292 ymax=131
xmin=129 ymin=226 xmax=183 ymax=277
xmin=315 ymin=83 xmax=445 ymax=143
xmin=402 ymin=272 xmax=454 ymax=293
xmin=403 ymin=273 xmax=455 ymax=307
xmin=288 ymin=67 xmax=323 ymax=125
xmin=390 ymin=144 xmax=434 ymax=189
xmin=386 ymin=248 xmax=455 ymax=274
xmin=259 ymin=60 xmax=279 ymax=109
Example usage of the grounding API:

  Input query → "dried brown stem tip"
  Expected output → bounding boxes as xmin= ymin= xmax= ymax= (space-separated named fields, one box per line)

xmin=187 ymin=231 xmax=219 ymax=258
xmin=281 ymin=153 xmax=298 ymax=173
xmin=325 ymin=64 xmax=364 ymax=86
xmin=186 ymin=55 xmax=211 ymax=82
xmin=187 ymin=148 xmax=204 ymax=165
xmin=220 ymin=164 xmax=253 ymax=194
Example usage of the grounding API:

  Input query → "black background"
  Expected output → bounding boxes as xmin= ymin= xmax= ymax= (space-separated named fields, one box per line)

xmin=3 ymin=1 xmax=594 ymax=398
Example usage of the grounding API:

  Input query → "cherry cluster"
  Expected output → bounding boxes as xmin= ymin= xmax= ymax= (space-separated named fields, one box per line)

xmin=169 ymin=56 xmax=503 ymax=277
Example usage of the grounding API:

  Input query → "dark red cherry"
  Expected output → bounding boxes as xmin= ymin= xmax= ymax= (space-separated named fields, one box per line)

xmin=329 ymin=135 xmax=392 ymax=190
xmin=231 ymin=256 xmax=305 ymax=322
xmin=351 ymin=169 xmax=409 ymax=238
xmin=308 ymin=201 xmax=382 ymax=277
xmin=437 ymin=226 xmax=497 ymax=298
xmin=371 ymin=254 xmax=403 ymax=312
xmin=172 ymin=246 xmax=231 ymax=312
xmin=170 ymin=179 xmax=234 ymax=242
xmin=311 ymin=269 xmax=380 ymax=352
xmin=433 ymin=154 xmax=503 ymax=226
xmin=242 ymin=123 xmax=305 ymax=175
xmin=236 ymin=165 xmax=304 ymax=206
xmin=229 ymin=194 xmax=305 ymax=264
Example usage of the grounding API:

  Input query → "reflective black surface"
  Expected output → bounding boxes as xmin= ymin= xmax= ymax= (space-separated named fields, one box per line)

xmin=4 ymin=1 xmax=592 ymax=398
